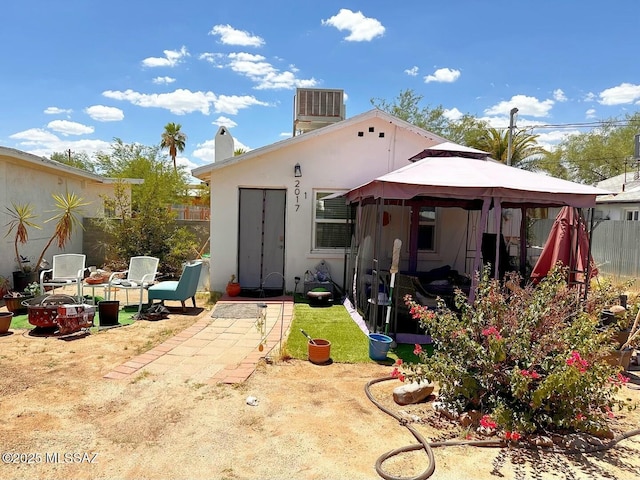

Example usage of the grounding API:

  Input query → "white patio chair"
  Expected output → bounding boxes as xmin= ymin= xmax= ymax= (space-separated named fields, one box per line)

xmin=108 ymin=256 xmax=159 ymax=313
xmin=40 ymin=254 xmax=87 ymax=300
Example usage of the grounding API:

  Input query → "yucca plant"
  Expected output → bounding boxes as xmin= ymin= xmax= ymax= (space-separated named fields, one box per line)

xmin=4 ymin=203 xmax=41 ymax=273
xmin=4 ymin=192 xmax=89 ymax=275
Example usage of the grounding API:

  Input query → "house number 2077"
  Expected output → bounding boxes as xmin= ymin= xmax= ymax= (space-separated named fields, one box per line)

xmin=294 ymin=180 xmax=306 ymax=211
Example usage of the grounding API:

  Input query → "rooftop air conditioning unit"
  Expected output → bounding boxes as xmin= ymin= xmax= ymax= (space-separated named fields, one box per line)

xmin=293 ymin=88 xmax=345 ymax=136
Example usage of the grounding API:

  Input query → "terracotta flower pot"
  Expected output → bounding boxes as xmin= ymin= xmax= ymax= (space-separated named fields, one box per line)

xmin=226 ymin=282 xmax=241 ymax=297
xmin=0 ymin=312 xmax=14 ymax=334
xmin=3 ymin=294 xmax=33 ymax=315
xmin=308 ymin=339 xmax=331 ymax=364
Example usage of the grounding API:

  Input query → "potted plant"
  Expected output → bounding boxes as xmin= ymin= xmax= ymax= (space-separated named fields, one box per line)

xmin=3 ymin=192 xmax=88 ymax=292
xmin=0 ymin=311 xmax=13 ymax=335
xmin=226 ymin=274 xmax=241 ymax=297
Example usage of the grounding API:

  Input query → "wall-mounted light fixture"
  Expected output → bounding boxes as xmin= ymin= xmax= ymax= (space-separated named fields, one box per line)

xmin=294 ymin=163 xmax=302 ymax=178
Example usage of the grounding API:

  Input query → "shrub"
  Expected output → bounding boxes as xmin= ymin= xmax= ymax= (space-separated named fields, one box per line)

xmin=397 ymin=265 xmax=631 ymax=436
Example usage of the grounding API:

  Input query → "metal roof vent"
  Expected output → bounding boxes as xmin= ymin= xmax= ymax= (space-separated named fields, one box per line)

xmin=293 ymin=88 xmax=345 ymax=136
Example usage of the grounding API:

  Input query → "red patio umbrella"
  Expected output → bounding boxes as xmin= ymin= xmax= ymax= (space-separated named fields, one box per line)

xmin=530 ymin=207 xmax=598 ymax=285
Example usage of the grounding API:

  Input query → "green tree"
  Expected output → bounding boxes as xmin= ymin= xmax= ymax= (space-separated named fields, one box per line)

xmin=160 ymin=122 xmax=187 ymax=172
xmin=96 ymin=139 xmax=197 ymax=276
xmin=51 ymin=150 xmax=96 ymax=173
xmin=539 ymin=112 xmax=640 ymax=184
xmin=371 ymin=89 xmax=487 ymax=145
xmin=467 ymin=127 xmax=548 ymax=169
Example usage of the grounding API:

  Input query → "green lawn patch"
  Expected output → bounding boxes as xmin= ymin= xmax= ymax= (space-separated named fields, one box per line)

xmin=9 ymin=308 xmax=136 ymax=331
xmin=287 ymin=304 xmax=427 ymax=364
xmin=287 ymin=304 xmax=372 ymax=363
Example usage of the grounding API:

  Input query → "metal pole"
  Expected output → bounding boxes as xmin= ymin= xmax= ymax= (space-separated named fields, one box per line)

xmin=507 ymin=107 xmax=518 ymax=166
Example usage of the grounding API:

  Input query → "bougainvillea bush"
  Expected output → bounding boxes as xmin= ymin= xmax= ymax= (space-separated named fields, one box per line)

xmin=397 ymin=266 xmax=631 ymax=437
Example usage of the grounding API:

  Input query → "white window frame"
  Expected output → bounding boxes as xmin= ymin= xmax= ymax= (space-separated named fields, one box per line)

xmin=625 ymin=209 xmax=640 ymax=221
xmin=312 ymin=190 xmax=351 ymax=252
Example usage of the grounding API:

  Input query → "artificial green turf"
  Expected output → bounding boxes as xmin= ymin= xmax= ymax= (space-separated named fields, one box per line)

xmin=286 ymin=303 xmax=435 ymax=364
xmin=8 ymin=308 xmax=136 ymax=331
xmin=287 ymin=304 xmax=372 ymax=363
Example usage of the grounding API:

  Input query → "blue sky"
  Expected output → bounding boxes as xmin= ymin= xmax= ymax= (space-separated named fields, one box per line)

xmin=2 ymin=1 xmax=639 ymax=174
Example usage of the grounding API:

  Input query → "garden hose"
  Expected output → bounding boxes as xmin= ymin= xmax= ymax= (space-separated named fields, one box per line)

xmin=365 ymin=375 xmax=640 ymax=480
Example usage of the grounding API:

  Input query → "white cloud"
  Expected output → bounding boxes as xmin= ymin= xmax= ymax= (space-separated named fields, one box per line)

xmin=102 ymin=88 xmax=269 ymax=116
xmin=279 ymin=132 xmax=292 ymax=138
xmin=321 ymin=9 xmax=385 ymax=42
xmin=584 ymin=92 xmax=596 ymax=102
xmin=153 ymin=76 xmax=176 ymax=85
xmin=226 ymin=52 xmax=317 ymax=90
xmin=10 ymin=128 xmax=61 ymax=144
xmin=213 ymin=116 xmax=237 ymax=128
xmin=214 ymin=94 xmax=270 ymax=114
xmin=598 ymin=82 xmax=640 ymax=105
xmin=424 ymin=67 xmax=460 ymax=84
xmin=9 ymin=129 xmax=111 ymax=159
xmin=534 ymin=129 xmax=582 ymax=151
xmin=485 ymin=94 xmax=554 ymax=117
xmin=586 ymin=108 xmax=597 ymax=119
xmin=192 ymin=137 xmax=251 ymax=163
xmin=553 ymin=89 xmax=567 ymax=102
xmin=209 ymin=24 xmax=265 ymax=47
xmin=404 ymin=66 xmax=419 ymax=76
xmin=47 ymin=120 xmax=94 ymax=136
xmin=443 ymin=107 xmax=463 ymax=121
xmin=199 ymin=52 xmax=225 ymax=66
xmin=44 ymin=106 xmax=72 ymax=115
xmin=85 ymin=105 xmax=124 ymax=122
xmin=141 ymin=46 xmax=189 ymax=68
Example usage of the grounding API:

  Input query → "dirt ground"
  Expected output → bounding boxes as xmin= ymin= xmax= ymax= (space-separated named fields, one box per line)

xmin=1 ymin=307 xmax=640 ymax=480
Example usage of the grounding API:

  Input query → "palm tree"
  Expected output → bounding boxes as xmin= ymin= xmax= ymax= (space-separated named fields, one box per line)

xmin=469 ymin=127 xmax=547 ymax=169
xmin=160 ymin=122 xmax=187 ymax=171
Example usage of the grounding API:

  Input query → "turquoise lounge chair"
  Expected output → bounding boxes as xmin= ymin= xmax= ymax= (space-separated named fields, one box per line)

xmin=148 ymin=261 xmax=203 ymax=312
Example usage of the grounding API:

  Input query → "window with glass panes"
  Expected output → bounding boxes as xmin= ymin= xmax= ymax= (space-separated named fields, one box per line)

xmin=313 ymin=191 xmax=352 ymax=250
xmin=625 ymin=209 xmax=639 ymax=221
xmin=417 ymin=206 xmax=436 ymax=251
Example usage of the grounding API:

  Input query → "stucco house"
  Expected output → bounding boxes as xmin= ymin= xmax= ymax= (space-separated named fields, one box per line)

xmin=595 ymin=170 xmax=640 ymax=220
xmin=192 ymin=108 xmax=452 ymax=295
xmin=0 ymin=146 xmax=133 ymax=286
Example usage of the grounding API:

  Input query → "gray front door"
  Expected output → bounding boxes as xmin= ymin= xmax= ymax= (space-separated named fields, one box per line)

xmin=238 ymin=188 xmax=286 ymax=290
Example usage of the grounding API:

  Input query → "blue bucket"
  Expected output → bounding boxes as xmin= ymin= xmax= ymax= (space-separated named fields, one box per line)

xmin=368 ymin=333 xmax=393 ymax=361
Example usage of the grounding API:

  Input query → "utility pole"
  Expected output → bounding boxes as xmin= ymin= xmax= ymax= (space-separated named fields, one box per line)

xmin=507 ymin=107 xmax=518 ymax=166
xmin=67 ymin=148 xmax=72 ymax=162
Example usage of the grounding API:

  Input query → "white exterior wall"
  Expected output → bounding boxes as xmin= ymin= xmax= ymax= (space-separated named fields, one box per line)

xmin=0 ymin=154 xmax=112 ymax=280
xmin=596 ymin=204 xmax=639 ymax=221
xmin=207 ymin=115 xmax=442 ymax=293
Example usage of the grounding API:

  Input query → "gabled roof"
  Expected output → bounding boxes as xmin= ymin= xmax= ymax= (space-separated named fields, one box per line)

xmin=596 ymin=171 xmax=640 ymax=204
xmin=0 ymin=146 xmax=142 ymax=184
xmin=191 ymin=109 xmax=449 ymax=180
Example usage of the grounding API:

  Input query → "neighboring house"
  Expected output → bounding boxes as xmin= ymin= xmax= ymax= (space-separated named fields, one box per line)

xmin=192 ymin=108 xmax=450 ymax=294
xmin=0 ymin=146 xmax=136 ymax=282
xmin=595 ymin=170 xmax=640 ymax=220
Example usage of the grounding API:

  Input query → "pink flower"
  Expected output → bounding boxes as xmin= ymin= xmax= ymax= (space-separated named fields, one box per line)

xmin=391 ymin=367 xmax=405 ymax=382
xmin=481 ymin=326 xmax=502 ymax=340
xmin=413 ymin=344 xmax=423 ymax=355
xmin=576 ymin=413 xmax=586 ymax=421
xmin=566 ymin=351 xmax=589 ymax=373
xmin=395 ymin=358 xmax=403 ymax=366
xmin=479 ymin=414 xmax=497 ymax=429
xmin=505 ymin=431 xmax=521 ymax=442
xmin=520 ymin=369 xmax=541 ymax=380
